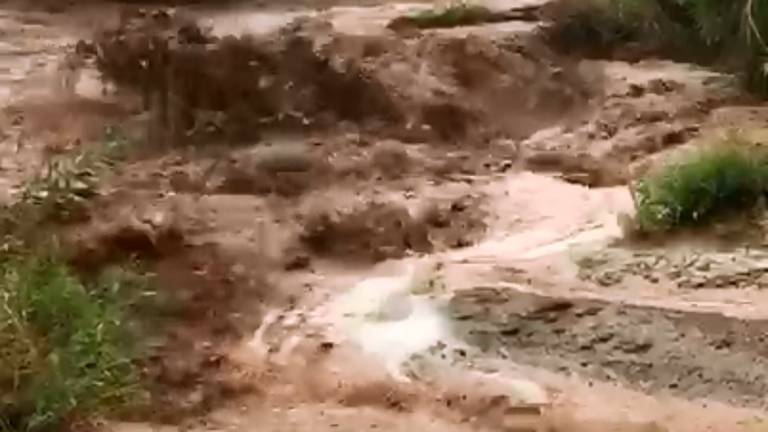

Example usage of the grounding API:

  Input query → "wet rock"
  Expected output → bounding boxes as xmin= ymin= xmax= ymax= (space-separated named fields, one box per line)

xmin=284 ymin=253 xmax=311 ymax=271
xmin=592 ymin=333 xmax=615 ymax=344
xmin=627 ymin=83 xmax=645 ymax=98
xmin=679 ymin=276 xmax=707 ymax=289
xmin=595 ymin=271 xmax=623 ymax=287
xmin=645 ymin=273 xmax=660 ymax=283
xmin=531 ymin=300 xmax=574 ymax=314
xmin=695 ymin=261 xmax=711 ymax=272
xmin=578 ymin=340 xmax=596 ymax=351
xmin=711 ymin=336 xmax=733 ymax=350
xmin=647 ymin=78 xmax=684 ymax=94
xmin=575 ymin=306 xmax=603 ymax=317
xmin=618 ymin=339 xmax=653 ymax=354
xmin=317 ymin=341 xmax=335 ymax=353
xmin=499 ymin=326 xmax=520 ymax=337
xmin=497 ymin=160 xmax=515 ymax=172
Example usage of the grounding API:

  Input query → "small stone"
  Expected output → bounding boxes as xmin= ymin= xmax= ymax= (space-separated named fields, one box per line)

xmin=499 ymin=326 xmax=520 ymax=336
xmin=578 ymin=341 xmax=594 ymax=351
xmin=498 ymin=160 xmax=514 ymax=172
xmin=627 ymin=83 xmax=645 ymax=97
xmin=284 ymin=253 xmax=311 ymax=271
xmin=575 ymin=306 xmax=603 ymax=317
xmin=318 ymin=341 xmax=335 ymax=353
xmin=688 ymin=277 xmax=707 ymax=288
xmin=619 ymin=340 xmax=653 ymax=354
xmin=596 ymin=271 xmax=623 ymax=286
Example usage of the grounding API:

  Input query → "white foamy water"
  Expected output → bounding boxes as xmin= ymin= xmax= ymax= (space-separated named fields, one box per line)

xmin=323 ymin=260 xmax=456 ymax=381
xmin=321 ymin=263 xmax=551 ymax=405
xmin=206 ymin=11 xmax=309 ymax=37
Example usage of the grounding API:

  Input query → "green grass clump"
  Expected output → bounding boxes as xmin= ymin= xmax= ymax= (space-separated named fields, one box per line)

xmin=397 ymin=3 xmax=499 ymax=29
xmin=633 ymin=140 xmax=768 ymax=232
xmin=0 ymin=129 xmax=130 ymax=256
xmin=18 ymin=128 xmax=127 ymax=225
xmin=0 ymin=256 xmax=144 ymax=431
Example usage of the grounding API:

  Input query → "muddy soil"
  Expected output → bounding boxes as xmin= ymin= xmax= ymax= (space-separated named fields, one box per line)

xmin=451 ymin=287 xmax=768 ymax=408
xmin=90 ymin=7 xmax=601 ymax=147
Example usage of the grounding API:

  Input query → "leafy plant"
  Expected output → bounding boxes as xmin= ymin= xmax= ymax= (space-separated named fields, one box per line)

xmin=632 ymin=136 xmax=768 ymax=232
xmin=395 ymin=2 xmax=501 ymax=29
xmin=545 ymin=0 xmax=768 ymax=95
xmin=19 ymin=156 xmax=99 ymax=223
xmin=543 ymin=0 xmax=662 ymax=56
xmin=0 ymin=256 xmax=145 ymax=431
xmin=17 ymin=128 xmax=127 ymax=224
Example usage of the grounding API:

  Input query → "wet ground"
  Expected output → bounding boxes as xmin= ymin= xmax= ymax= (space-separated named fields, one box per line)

xmin=452 ymin=287 xmax=768 ymax=408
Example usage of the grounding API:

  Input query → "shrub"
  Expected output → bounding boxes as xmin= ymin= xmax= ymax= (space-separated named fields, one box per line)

xmin=394 ymin=3 xmax=500 ymax=29
xmin=544 ymin=0 xmax=768 ymax=95
xmin=0 ymin=256 xmax=144 ymax=431
xmin=542 ymin=0 xmax=661 ymax=57
xmin=18 ymin=128 xmax=127 ymax=225
xmin=632 ymin=138 xmax=768 ymax=232
xmin=0 ymin=129 xmax=130 ymax=257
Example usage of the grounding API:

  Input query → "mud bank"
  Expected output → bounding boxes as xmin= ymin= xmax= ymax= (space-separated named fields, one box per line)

xmin=451 ymin=286 xmax=768 ymax=408
xmin=90 ymin=8 xmax=601 ymax=146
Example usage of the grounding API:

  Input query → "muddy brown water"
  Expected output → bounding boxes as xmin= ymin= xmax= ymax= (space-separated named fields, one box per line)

xmin=2 ymin=0 xmax=767 ymax=430
xmin=450 ymin=287 xmax=768 ymax=409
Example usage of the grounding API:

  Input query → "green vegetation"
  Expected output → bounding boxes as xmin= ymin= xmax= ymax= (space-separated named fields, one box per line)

xmin=545 ymin=0 xmax=768 ymax=95
xmin=394 ymin=2 xmax=500 ymax=29
xmin=18 ymin=128 xmax=126 ymax=225
xmin=0 ymin=128 xmax=147 ymax=431
xmin=0 ymin=129 xmax=128 ymax=257
xmin=543 ymin=0 xmax=659 ymax=56
xmin=0 ymin=257 xmax=145 ymax=431
xmin=632 ymin=138 xmax=768 ymax=232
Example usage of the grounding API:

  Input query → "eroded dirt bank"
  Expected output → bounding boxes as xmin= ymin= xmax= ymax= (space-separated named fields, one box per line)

xmin=2 ymin=0 xmax=768 ymax=431
xmin=452 ymin=287 xmax=768 ymax=408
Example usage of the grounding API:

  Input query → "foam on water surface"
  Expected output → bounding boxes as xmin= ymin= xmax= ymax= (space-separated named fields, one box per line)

xmin=323 ymin=261 xmax=456 ymax=380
